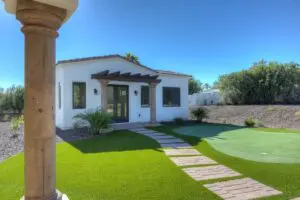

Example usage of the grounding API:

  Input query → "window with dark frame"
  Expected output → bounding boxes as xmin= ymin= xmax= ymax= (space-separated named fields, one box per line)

xmin=58 ymin=82 xmax=61 ymax=109
xmin=141 ymin=85 xmax=150 ymax=107
xmin=72 ymin=82 xmax=86 ymax=109
xmin=163 ymin=87 xmax=180 ymax=107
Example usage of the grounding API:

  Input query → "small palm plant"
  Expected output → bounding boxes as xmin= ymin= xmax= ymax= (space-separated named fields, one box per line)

xmin=191 ymin=107 xmax=208 ymax=123
xmin=124 ymin=52 xmax=140 ymax=64
xmin=73 ymin=109 xmax=112 ymax=135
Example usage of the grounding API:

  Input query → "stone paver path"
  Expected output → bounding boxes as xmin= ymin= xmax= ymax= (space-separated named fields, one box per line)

xmin=160 ymin=142 xmax=192 ymax=149
xmin=130 ymin=128 xmax=283 ymax=200
xmin=164 ymin=149 xmax=201 ymax=156
xmin=204 ymin=178 xmax=282 ymax=200
xmin=183 ymin=165 xmax=241 ymax=181
xmin=170 ymin=156 xmax=217 ymax=166
xmin=156 ymin=138 xmax=185 ymax=144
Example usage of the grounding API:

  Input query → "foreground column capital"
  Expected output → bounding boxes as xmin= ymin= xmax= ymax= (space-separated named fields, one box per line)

xmin=16 ymin=0 xmax=67 ymax=37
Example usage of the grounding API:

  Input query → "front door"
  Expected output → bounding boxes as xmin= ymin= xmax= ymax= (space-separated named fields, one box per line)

xmin=107 ymin=85 xmax=129 ymax=123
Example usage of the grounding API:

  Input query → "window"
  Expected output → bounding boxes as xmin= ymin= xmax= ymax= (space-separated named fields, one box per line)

xmin=72 ymin=82 xmax=86 ymax=109
xmin=141 ymin=86 xmax=150 ymax=107
xmin=163 ymin=87 xmax=180 ymax=107
xmin=58 ymin=82 xmax=61 ymax=109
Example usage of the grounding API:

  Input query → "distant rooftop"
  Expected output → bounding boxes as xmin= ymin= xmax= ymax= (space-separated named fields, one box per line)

xmin=57 ymin=54 xmax=192 ymax=77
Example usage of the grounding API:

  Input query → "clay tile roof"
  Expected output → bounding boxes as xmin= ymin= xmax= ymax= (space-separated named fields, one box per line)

xmin=57 ymin=54 xmax=191 ymax=77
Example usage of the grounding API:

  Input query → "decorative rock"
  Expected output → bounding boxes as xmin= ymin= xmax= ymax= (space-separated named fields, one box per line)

xmin=163 ymin=149 xmax=201 ymax=156
xmin=204 ymin=178 xmax=282 ymax=200
xmin=183 ymin=165 xmax=241 ymax=181
xmin=170 ymin=156 xmax=217 ymax=166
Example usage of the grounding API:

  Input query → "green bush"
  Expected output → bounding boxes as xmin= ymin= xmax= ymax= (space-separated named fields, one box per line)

xmin=9 ymin=115 xmax=24 ymax=137
xmin=191 ymin=107 xmax=208 ymax=122
xmin=3 ymin=114 xmax=9 ymax=121
xmin=174 ymin=117 xmax=184 ymax=125
xmin=73 ymin=109 xmax=112 ymax=135
xmin=244 ymin=116 xmax=256 ymax=127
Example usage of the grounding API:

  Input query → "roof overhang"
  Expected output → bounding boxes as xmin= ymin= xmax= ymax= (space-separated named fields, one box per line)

xmin=91 ymin=70 xmax=161 ymax=84
xmin=3 ymin=0 xmax=78 ymax=22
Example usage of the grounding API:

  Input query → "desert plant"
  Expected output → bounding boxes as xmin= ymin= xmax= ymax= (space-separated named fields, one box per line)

xmin=3 ymin=114 xmax=9 ymax=121
xmin=255 ymin=120 xmax=265 ymax=128
xmin=73 ymin=109 xmax=112 ymax=135
xmin=244 ymin=115 xmax=256 ymax=127
xmin=174 ymin=117 xmax=184 ymax=125
xmin=9 ymin=115 xmax=24 ymax=137
xmin=191 ymin=107 xmax=208 ymax=122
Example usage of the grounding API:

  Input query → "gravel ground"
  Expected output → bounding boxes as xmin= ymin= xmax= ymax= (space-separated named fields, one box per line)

xmin=0 ymin=122 xmax=90 ymax=162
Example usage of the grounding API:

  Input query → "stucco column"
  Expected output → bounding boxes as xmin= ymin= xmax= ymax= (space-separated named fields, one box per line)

xmin=100 ymin=80 xmax=109 ymax=111
xmin=15 ymin=0 xmax=66 ymax=199
xmin=150 ymin=82 xmax=158 ymax=123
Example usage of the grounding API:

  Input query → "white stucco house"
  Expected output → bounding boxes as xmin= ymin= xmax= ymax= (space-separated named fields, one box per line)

xmin=55 ymin=54 xmax=191 ymax=130
xmin=189 ymin=89 xmax=221 ymax=106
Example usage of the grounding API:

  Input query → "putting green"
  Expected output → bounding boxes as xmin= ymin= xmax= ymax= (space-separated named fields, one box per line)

xmin=174 ymin=124 xmax=300 ymax=164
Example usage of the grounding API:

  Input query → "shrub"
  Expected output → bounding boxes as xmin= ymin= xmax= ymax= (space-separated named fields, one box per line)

xmin=244 ymin=115 xmax=255 ymax=127
xmin=174 ymin=117 xmax=184 ymax=125
xmin=255 ymin=120 xmax=265 ymax=128
xmin=3 ymin=114 xmax=9 ymax=121
xmin=9 ymin=115 xmax=24 ymax=137
xmin=191 ymin=107 xmax=208 ymax=122
xmin=73 ymin=109 xmax=112 ymax=135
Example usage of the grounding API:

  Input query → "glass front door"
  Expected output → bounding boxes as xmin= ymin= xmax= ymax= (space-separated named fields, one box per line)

xmin=107 ymin=85 xmax=129 ymax=123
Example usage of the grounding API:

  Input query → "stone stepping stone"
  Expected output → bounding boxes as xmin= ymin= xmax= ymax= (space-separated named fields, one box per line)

xmin=161 ymin=143 xmax=192 ymax=149
xmin=130 ymin=128 xmax=147 ymax=132
xmin=164 ymin=149 xmax=201 ymax=156
xmin=143 ymin=133 xmax=167 ymax=137
xmin=291 ymin=198 xmax=300 ymax=200
xmin=204 ymin=178 xmax=282 ymax=200
xmin=156 ymin=138 xmax=185 ymax=144
xmin=170 ymin=156 xmax=217 ymax=166
xmin=183 ymin=165 xmax=241 ymax=181
xmin=136 ymin=130 xmax=158 ymax=134
xmin=149 ymin=135 xmax=176 ymax=140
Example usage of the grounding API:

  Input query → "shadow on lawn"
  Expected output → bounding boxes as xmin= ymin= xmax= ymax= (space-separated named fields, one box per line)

xmin=150 ymin=122 xmax=245 ymax=147
xmin=56 ymin=128 xmax=162 ymax=154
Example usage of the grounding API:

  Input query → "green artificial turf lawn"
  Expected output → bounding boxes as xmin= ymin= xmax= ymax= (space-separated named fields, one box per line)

xmin=0 ymin=131 xmax=221 ymax=200
xmin=174 ymin=124 xmax=300 ymax=163
xmin=150 ymin=125 xmax=300 ymax=200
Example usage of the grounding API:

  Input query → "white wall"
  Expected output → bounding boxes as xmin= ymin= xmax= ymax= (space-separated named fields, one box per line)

xmin=55 ymin=57 xmax=190 ymax=129
xmin=189 ymin=89 xmax=221 ymax=106
xmin=156 ymin=75 xmax=189 ymax=122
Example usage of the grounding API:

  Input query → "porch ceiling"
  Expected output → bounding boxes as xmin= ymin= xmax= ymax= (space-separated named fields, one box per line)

xmin=91 ymin=70 xmax=161 ymax=83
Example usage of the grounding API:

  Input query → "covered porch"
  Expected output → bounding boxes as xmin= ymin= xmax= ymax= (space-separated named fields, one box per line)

xmin=91 ymin=70 xmax=161 ymax=123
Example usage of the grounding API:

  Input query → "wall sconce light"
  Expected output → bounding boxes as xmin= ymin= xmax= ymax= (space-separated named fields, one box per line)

xmin=94 ymin=88 xmax=98 ymax=95
xmin=134 ymin=90 xmax=138 ymax=96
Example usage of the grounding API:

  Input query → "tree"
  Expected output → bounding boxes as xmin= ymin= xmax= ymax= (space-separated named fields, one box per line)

xmin=0 ymin=85 xmax=24 ymax=113
xmin=124 ymin=52 xmax=140 ymax=64
xmin=203 ymin=83 xmax=211 ymax=90
xmin=212 ymin=81 xmax=220 ymax=89
xmin=218 ymin=60 xmax=300 ymax=105
xmin=189 ymin=77 xmax=203 ymax=95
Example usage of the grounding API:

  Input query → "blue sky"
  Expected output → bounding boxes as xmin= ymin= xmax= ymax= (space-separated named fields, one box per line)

xmin=0 ymin=0 xmax=300 ymax=89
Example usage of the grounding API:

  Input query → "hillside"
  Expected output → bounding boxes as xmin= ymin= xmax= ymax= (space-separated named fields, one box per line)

xmin=195 ymin=105 xmax=300 ymax=130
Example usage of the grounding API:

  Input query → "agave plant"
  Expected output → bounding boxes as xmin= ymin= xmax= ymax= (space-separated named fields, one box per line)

xmin=191 ymin=107 xmax=208 ymax=123
xmin=73 ymin=109 xmax=112 ymax=135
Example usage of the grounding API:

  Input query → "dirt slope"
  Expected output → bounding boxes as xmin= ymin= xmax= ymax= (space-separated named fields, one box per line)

xmin=192 ymin=105 xmax=300 ymax=130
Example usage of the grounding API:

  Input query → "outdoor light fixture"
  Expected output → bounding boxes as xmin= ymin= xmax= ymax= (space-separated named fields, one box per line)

xmin=94 ymin=88 xmax=98 ymax=95
xmin=134 ymin=90 xmax=138 ymax=96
